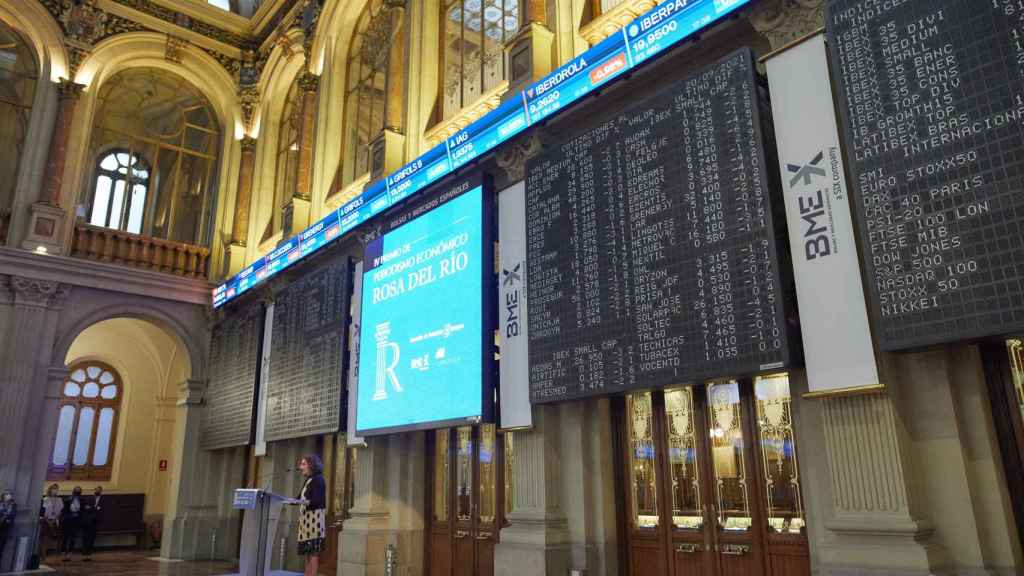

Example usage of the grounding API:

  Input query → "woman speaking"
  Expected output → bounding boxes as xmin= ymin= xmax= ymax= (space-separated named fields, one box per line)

xmin=296 ymin=455 xmax=326 ymax=576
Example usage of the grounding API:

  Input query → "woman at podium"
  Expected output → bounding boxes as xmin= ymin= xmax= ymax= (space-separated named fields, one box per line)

xmin=296 ymin=455 xmax=325 ymax=576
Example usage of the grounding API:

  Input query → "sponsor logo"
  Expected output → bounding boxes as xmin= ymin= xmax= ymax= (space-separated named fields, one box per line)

xmin=372 ymin=322 xmax=402 ymax=401
xmin=788 ymin=151 xmax=833 ymax=261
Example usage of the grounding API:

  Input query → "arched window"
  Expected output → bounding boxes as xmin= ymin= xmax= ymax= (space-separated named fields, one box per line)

xmin=342 ymin=0 xmax=396 ymax=187
xmin=90 ymin=150 xmax=150 ymax=234
xmin=265 ymin=73 xmax=301 ymax=242
xmin=49 ymin=362 xmax=123 ymax=481
xmin=88 ymin=68 xmax=220 ymax=246
xmin=440 ymin=0 xmax=519 ymax=120
xmin=0 ymin=21 xmax=38 ymax=241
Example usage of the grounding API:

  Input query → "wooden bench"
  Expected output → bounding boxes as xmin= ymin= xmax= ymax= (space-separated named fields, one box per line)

xmin=93 ymin=494 xmax=146 ymax=550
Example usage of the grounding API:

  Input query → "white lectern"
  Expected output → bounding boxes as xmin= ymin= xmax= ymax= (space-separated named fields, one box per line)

xmin=229 ymin=488 xmax=303 ymax=576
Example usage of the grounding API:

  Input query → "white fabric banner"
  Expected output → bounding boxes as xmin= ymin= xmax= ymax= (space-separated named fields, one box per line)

xmin=498 ymin=181 xmax=532 ymax=429
xmin=254 ymin=303 xmax=273 ymax=456
xmin=347 ymin=260 xmax=365 ymax=445
xmin=766 ymin=34 xmax=880 ymax=394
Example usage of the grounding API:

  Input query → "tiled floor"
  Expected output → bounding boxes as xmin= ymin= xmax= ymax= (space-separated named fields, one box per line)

xmin=34 ymin=551 xmax=237 ymax=576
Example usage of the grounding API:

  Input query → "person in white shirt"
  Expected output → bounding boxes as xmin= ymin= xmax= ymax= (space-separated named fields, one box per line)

xmin=38 ymin=485 xmax=62 ymax=562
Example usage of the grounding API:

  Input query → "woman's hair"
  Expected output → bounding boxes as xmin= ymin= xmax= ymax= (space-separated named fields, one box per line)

xmin=300 ymin=454 xmax=323 ymax=475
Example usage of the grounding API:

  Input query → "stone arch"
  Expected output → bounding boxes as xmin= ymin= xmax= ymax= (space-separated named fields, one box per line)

xmin=64 ymin=32 xmax=243 ymax=275
xmin=53 ymin=301 xmax=205 ymax=383
xmin=0 ymin=0 xmax=69 ymax=81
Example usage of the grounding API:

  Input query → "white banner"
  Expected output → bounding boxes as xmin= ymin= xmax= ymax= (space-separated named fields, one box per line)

xmin=766 ymin=34 xmax=880 ymax=395
xmin=348 ymin=260 xmax=365 ymax=445
xmin=254 ymin=303 xmax=273 ymax=456
xmin=498 ymin=181 xmax=532 ymax=429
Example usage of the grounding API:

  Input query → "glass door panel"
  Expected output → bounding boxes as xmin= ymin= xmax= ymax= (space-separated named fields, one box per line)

xmin=755 ymin=374 xmax=804 ymax=535
xmin=628 ymin=392 xmax=659 ymax=529
xmin=665 ymin=388 xmax=703 ymax=531
xmin=707 ymin=381 xmax=751 ymax=532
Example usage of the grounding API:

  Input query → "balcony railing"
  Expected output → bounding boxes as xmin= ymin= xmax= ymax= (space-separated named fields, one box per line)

xmin=71 ymin=222 xmax=210 ymax=278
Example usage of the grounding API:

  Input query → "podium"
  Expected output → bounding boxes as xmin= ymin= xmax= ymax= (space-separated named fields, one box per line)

xmin=229 ymin=488 xmax=303 ymax=576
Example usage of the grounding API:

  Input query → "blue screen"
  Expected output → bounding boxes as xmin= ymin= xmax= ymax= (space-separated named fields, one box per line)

xmin=356 ymin=185 xmax=485 ymax=434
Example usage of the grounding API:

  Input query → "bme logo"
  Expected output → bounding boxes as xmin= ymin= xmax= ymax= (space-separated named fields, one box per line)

xmin=503 ymin=262 xmax=523 ymax=338
xmin=787 ymin=151 xmax=832 ymax=261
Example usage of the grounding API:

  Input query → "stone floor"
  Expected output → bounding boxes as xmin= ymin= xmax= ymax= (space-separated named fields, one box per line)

xmin=31 ymin=551 xmax=238 ymax=576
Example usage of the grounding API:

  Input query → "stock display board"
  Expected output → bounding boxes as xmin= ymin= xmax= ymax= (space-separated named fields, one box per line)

xmin=526 ymin=49 xmax=792 ymax=403
xmin=213 ymin=0 xmax=753 ymax=308
xmin=264 ymin=256 xmax=351 ymax=442
xmin=828 ymin=0 xmax=1024 ymax=349
xmin=201 ymin=301 xmax=262 ymax=450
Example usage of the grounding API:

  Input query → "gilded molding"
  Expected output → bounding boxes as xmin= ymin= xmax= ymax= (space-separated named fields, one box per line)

xmin=749 ymin=0 xmax=825 ymax=50
xmin=165 ymin=34 xmax=188 ymax=63
xmin=496 ymin=132 xmax=543 ymax=182
xmin=55 ymin=78 xmax=85 ymax=100
xmin=298 ymin=70 xmax=320 ymax=94
xmin=425 ymin=81 xmax=510 ymax=148
xmin=239 ymin=85 xmax=260 ymax=134
xmin=580 ymin=0 xmax=660 ymax=45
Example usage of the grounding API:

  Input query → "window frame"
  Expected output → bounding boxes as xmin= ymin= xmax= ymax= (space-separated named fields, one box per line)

xmin=48 ymin=361 xmax=124 ymax=482
xmin=341 ymin=0 xmax=395 ymax=188
xmin=89 ymin=149 xmax=151 ymax=234
xmin=437 ymin=0 xmax=521 ymax=122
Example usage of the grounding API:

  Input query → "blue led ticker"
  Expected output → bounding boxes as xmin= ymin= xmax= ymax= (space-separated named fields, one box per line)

xmin=213 ymin=0 xmax=750 ymax=307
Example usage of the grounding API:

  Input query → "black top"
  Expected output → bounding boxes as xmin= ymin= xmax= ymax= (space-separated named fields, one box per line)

xmin=82 ymin=495 xmax=102 ymax=525
xmin=62 ymin=496 xmax=84 ymax=522
xmin=299 ymin=474 xmax=326 ymax=511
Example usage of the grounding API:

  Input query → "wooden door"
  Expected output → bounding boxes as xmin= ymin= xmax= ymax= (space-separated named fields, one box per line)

xmin=981 ymin=340 xmax=1024 ymax=555
xmin=429 ymin=425 xmax=505 ymax=576
xmin=320 ymin=433 xmax=355 ymax=576
xmin=621 ymin=375 xmax=810 ymax=576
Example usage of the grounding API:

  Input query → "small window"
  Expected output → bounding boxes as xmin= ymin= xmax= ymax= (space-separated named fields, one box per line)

xmin=89 ymin=151 xmax=150 ymax=234
xmin=48 ymin=362 xmax=123 ymax=481
xmin=440 ymin=0 xmax=519 ymax=120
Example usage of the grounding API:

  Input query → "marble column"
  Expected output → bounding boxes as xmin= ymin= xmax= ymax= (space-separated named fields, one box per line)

xmin=287 ymin=72 xmax=319 ymax=235
xmin=41 ymin=80 xmax=84 ymax=208
xmin=23 ymin=81 xmax=83 ymax=254
xmin=226 ymin=136 xmax=257 ymax=274
xmin=339 ymin=436 xmax=392 ymax=576
xmin=494 ymin=406 xmax=571 ymax=576
xmin=0 ymin=276 xmax=69 ymax=569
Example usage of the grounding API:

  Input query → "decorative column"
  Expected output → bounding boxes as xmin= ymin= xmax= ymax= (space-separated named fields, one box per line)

xmin=368 ymin=1 xmax=407 ymax=182
xmin=23 ymin=81 xmax=84 ymax=254
xmin=815 ymin=392 xmax=949 ymax=574
xmin=749 ymin=0 xmax=826 ymax=50
xmin=226 ymin=136 xmax=258 ymax=274
xmin=494 ymin=406 xmax=571 ymax=576
xmin=0 ymin=277 xmax=69 ymax=570
xmin=164 ymin=377 xmax=244 ymax=561
xmin=339 ymin=437 xmax=391 ymax=576
xmin=284 ymin=72 xmax=319 ymax=236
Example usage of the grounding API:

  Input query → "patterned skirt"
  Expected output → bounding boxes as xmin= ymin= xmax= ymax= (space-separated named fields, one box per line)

xmin=297 ymin=508 xmax=326 ymax=556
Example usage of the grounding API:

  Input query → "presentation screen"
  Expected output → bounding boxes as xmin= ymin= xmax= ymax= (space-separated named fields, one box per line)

xmin=355 ymin=177 xmax=492 ymax=435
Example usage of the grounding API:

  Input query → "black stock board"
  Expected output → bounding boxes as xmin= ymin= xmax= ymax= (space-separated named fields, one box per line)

xmin=828 ymin=0 xmax=1024 ymax=350
xmin=265 ymin=256 xmax=351 ymax=441
xmin=525 ymin=48 xmax=792 ymax=404
xmin=201 ymin=301 xmax=262 ymax=450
